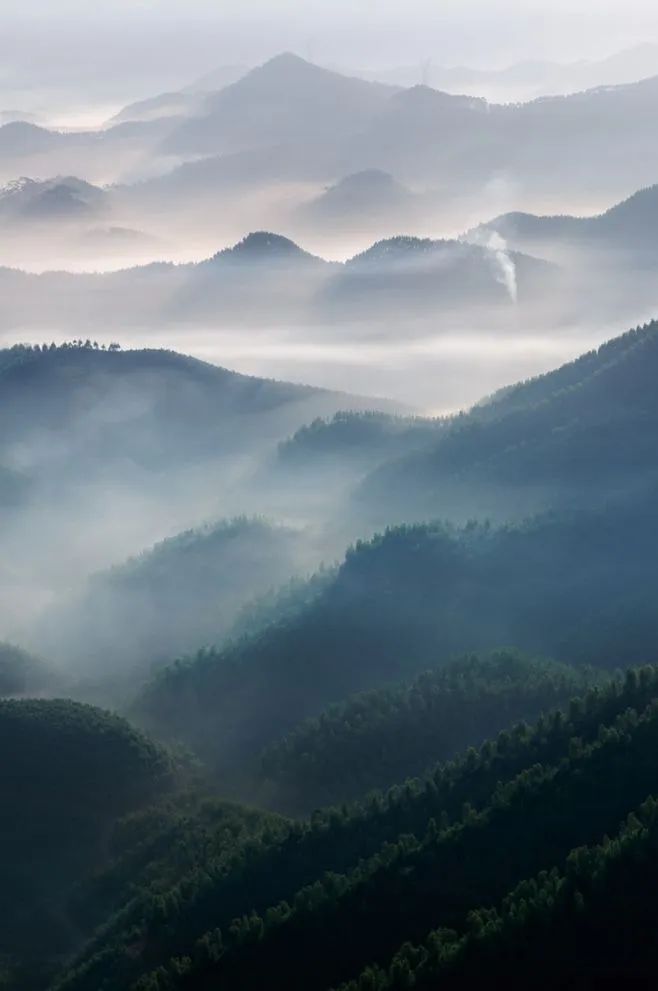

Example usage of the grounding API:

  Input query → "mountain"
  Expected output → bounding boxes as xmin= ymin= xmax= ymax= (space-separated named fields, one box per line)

xmin=111 ymin=64 xmax=252 ymax=124
xmin=110 ymin=90 xmax=203 ymax=125
xmin=208 ymin=230 xmax=325 ymax=268
xmin=0 ymin=231 xmax=554 ymax=332
xmin=277 ymin=411 xmax=445 ymax=476
xmin=376 ymin=795 xmax=658 ymax=990
xmin=162 ymin=53 xmax=398 ymax=157
xmin=339 ymin=84 xmax=490 ymax=185
xmin=149 ymin=64 xmax=658 ymax=203
xmin=0 ymin=110 xmax=40 ymax=126
xmin=56 ymin=668 xmax=658 ymax=991
xmin=0 ymin=698 xmax=173 ymax=986
xmin=0 ymin=121 xmax=65 ymax=156
xmin=298 ymin=169 xmax=416 ymax=229
xmin=323 ymin=235 xmax=553 ymax=314
xmin=0 ymin=232 xmax=330 ymax=333
xmin=258 ymin=650 xmax=594 ymax=814
xmin=360 ymin=318 xmax=658 ymax=520
xmin=0 ymin=342 xmax=396 ymax=477
xmin=130 ymin=318 xmax=658 ymax=779
xmin=0 ymin=176 xmax=107 ymax=223
xmin=42 ymin=518 xmax=309 ymax=683
xmin=337 ymin=72 xmax=658 ymax=197
xmin=136 ymin=486 xmax=658 ymax=784
xmin=0 ymin=117 xmax=181 ymax=187
xmin=184 ymin=63 xmax=250 ymax=94
xmin=468 ymin=183 xmax=658 ymax=259
xmin=361 ymin=43 xmax=658 ymax=101
xmin=0 ymin=342 xmax=402 ymax=642
xmin=167 ymin=230 xmax=336 ymax=323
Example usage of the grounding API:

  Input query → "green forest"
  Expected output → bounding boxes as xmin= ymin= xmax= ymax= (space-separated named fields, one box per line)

xmin=5 ymin=323 xmax=658 ymax=989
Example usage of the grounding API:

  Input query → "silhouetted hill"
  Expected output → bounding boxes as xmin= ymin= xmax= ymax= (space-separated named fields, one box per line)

xmin=361 ymin=319 xmax=658 ymax=520
xmin=208 ymin=230 xmax=325 ymax=267
xmin=58 ymin=669 xmax=658 ymax=991
xmin=149 ymin=65 xmax=658 ymax=201
xmin=0 ymin=699 xmax=173 ymax=983
xmin=0 ymin=121 xmax=65 ymax=156
xmin=258 ymin=650 xmax=595 ymax=813
xmin=0 ymin=176 xmax=107 ymax=223
xmin=361 ymin=44 xmax=658 ymax=100
xmin=323 ymin=235 xmax=552 ymax=313
xmin=0 ymin=343 xmax=396 ymax=480
xmin=136 ymin=486 xmax=658 ymax=783
xmin=470 ymin=183 xmax=658 ymax=258
xmin=44 ymin=518 xmax=308 ymax=680
xmin=163 ymin=53 xmax=398 ymax=156
xmin=277 ymin=411 xmax=444 ymax=476
xmin=110 ymin=91 xmax=201 ymax=125
xmin=299 ymin=169 xmax=415 ymax=226
xmin=0 ymin=229 xmax=556 ymax=331
xmin=184 ymin=63 xmax=250 ymax=94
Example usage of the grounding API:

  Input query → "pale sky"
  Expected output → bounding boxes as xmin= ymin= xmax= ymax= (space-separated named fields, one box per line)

xmin=1 ymin=0 xmax=658 ymax=102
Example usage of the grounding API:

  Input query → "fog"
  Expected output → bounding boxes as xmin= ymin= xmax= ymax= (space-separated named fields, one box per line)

xmin=1 ymin=0 xmax=658 ymax=737
xmin=7 ymin=7 xmax=658 ymax=985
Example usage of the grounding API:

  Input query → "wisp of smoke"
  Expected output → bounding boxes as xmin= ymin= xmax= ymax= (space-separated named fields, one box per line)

xmin=486 ymin=231 xmax=518 ymax=303
xmin=467 ymin=228 xmax=518 ymax=303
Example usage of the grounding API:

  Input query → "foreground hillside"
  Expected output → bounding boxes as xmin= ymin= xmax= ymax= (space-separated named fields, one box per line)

xmin=257 ymin=651 xmax=595 ymax=813
xmin=56 ymin=667 xmax=658 ymax=991
xmin=0 ymin=699 xmax=173 ymax=987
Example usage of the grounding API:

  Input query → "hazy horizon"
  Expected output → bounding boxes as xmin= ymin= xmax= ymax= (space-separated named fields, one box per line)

xmin=4 ymin=0 xmax=658 ymax=119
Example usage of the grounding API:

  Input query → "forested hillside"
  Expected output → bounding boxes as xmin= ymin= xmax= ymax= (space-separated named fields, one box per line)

xmin=338 ymin=795 xmax=658 ymax=990
xmin=0 ymin=700 xmax=174 ymax=987
xmin=360 ymin=319 xmax=658 ymax=521
xmin=277 ymin=411 xmax=444 ymax=476
xmin=258 ymin=651 xmax=595 ymax=813
xmin=43 ymin=518 xmax=307 ymax=682
xmin=136 ymin=488 xmax=658 ymax=780
xmin=8 ymin=14 xmax=658 ymax=989
xmin=0 ymin=343 xmax=385 ymax=475
xmin=56 ymin=668 xmax=658 ymax=991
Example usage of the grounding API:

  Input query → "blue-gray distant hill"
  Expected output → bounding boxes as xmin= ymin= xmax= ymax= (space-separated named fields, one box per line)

xmin=467 ymin=184 xmax=658 ymax=260
xmin=162 ymin=53 xmax=398 ymax=157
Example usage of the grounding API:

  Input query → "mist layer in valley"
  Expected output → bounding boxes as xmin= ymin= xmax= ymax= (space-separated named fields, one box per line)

xmin=7 ymin=11 xmax=658 ymax=990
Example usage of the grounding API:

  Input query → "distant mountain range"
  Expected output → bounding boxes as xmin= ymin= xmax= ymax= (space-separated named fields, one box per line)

xmin=160 ymin=53 xmax=397 ymax=158
xmin=0 ymin=176 xmax=107 ymax=223
xmin=358 ymin=43 xmax=658 ymax=101
xmin=109 ymin=65 xmax=250 ymax=124
xmin=0 ymin=230 xmax=553 ymax=333
xmin=6 ymin=51 xmax=658 ymax=202
xmin=467 ymin=184 xmax=658 ymax=259
xmin=297 ymin=169 xmax=417 ymax=232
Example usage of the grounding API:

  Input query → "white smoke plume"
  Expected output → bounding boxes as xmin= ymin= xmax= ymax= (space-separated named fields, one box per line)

xmin=487 ymin=231 xmax=518 ymax=303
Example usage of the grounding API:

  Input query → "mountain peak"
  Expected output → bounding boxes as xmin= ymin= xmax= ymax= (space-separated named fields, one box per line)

xmin=261 ymin=52 xmax=314 ymax=71
xmin=212 ymin=231 xmax=323 ymax=265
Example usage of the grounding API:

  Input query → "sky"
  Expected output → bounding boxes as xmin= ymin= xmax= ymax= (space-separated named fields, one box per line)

xmin=3 ymin=0 xmax=658 ymax=105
